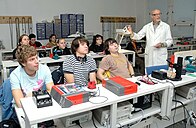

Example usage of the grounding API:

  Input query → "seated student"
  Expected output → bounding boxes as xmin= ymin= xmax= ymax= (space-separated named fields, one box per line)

xmin=89 ymin=34 xmax=104 ymax=54
xmin=29 ymin=33 xmax=42 ymax=48
xmin=97 ymin=38 xmax=134 ymax=80
xmin=46 ymin=34 xmax=57 ymax=48
xmin=63 ymin=37 xmax=97 ymax=86
xmin=10 ymin=45 xmax=54 ymax=108
xmin=126 ymin=39 xmax=145 ymax=75
xmin=52 ymin=38 xmax=71 ymax=56
xmin=12 ymin=34 xmax=29 ymax=59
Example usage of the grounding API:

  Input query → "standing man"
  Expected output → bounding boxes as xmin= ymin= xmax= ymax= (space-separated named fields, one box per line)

xmin=128 ymin=9 xmax=173 ymax=67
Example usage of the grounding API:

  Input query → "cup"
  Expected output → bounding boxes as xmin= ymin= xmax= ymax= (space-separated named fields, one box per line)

xmin=49 ymin=53 xmax=53 ymax=58
xmin=88 ymin=81 xmax=96 ymax=89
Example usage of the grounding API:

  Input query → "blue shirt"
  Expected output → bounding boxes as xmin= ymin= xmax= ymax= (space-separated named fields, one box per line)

xmin=10 ymin=64 xmax=53 ymax=96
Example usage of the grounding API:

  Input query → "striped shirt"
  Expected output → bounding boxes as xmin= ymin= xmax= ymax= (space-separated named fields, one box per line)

xmin=63 ymin=55 xmax=97 ymax=86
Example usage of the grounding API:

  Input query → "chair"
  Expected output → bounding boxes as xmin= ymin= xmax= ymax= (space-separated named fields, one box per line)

xmin=146 ymin=65 xmax=168 ymax=75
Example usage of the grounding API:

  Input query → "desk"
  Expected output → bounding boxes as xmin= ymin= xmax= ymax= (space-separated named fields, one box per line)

xmin=0 ymin=48 xmax=52 ymax=61
xmin=167 ymin=44 xmax=193 ymax=57
xmin=88 ymin=49 xmax=135 ymax=67
xmin=19 ymin=77 xmax=169 ymax=128
xmin=165 ymin=74 xmax=196 ymax=116
xmin=1 ymin=57 xmax=65 ymax=81
xmin=2 ymin=49 xmax=135 ymax=81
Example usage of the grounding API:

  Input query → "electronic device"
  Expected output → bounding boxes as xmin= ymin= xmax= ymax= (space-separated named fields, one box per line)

xmin=32 ymin=90 xmax=52 ymax=108
xmin=151 ymin=70 xmax=167 ymax=80
xmin=167 ymin=57 xmax=183 ymax=81
xmin=93 ymin=101 xmax=133 ymax=126
xmin=60 ymin=111 xmax=92 ymax=127
xmin=129 ymin=93 xmax=152 ymax=110
xmin=103 ymin=76 xmax=138 ymax=96
xmin=51 ymin=84 xmax=90 ymax=108
xmin=176 ymin=82 xmax=196 ymax=99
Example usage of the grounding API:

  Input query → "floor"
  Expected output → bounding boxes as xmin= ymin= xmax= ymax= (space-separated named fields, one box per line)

xmin=166 ymin=120 xmax=196 ymax=128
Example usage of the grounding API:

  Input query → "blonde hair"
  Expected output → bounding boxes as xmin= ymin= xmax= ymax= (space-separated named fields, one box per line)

xmin=16 ymin=45 xmax=37 ymax=66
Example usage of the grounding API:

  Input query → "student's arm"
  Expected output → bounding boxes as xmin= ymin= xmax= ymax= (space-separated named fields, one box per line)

xmin=64 ymin=73 xmax=74 ymax=83
xmin=97 ymin=68 xmax=106 ymax=80
xmin=89 ymin=72 xmax=97 ymax=84
xmin=128 ymin=62 xmax=135 ymax=77
xmin=12 ymin=89 xmax=24 ymax=108
xmin=46 ymin=82 xmax=54 ymax=93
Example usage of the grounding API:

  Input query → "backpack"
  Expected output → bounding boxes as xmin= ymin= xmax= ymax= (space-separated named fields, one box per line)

xmin=51 ymin=66 xmax=64 ymax=85
xmin=0 ymin=118 xmax=20 ymax=128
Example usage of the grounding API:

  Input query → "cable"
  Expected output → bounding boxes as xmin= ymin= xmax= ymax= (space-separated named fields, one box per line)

xmin=129 ymin=107 xmax=144 ymax=128
xmin=154 ymin=92 xmax=161 ymax=107
xmin=73 ymin=120 xmax=83 ymax=128
xmin=92 ymin=114 xmax=98 ymax=128
xmin=172 ymin=99 xmax=188 ymax=128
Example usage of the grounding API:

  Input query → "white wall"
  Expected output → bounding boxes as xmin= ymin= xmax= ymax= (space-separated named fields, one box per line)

xmin=0 ymin=0 xmax=147 ymax=50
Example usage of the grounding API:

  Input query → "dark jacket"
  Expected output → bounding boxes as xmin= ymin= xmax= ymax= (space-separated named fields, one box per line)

xmin=89 ymin=44 xmax=104 ymax=53
xmin=53 ymin=46 xmax=71 ymax=56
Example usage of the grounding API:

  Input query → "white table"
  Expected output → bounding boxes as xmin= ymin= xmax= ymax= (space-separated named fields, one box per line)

xmin=19 ymin=77 xmax=169 ymax=128
xmin=1 ymin=57 xmax=65 ymax=81
xmin=1 ymin=49 xmax=135 ymax=81
xmin=88 ymin=49 xmax=135 ymax=66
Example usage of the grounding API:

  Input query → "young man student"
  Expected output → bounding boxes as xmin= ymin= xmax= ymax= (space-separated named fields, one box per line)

xmin=10 ymin=45 xmax=54 ymax=108
xmin=63 ymin=37 xmax=97 ymax=86
xmin=97 ymin=38 xmax=134 ymax=80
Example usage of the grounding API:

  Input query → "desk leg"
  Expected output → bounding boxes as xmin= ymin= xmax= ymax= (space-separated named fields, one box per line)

xmin=110 ymin=103 xmax=117 ymax=128
xmin=24 ymin=112 xmax=38 ymax=128
xmin=166 ymin=85 xmax=174 ymax=117
xmin=160 ymin=88 xmax=169 ymax=117
xmin=133 ymin=52 xmax=135 ymax=67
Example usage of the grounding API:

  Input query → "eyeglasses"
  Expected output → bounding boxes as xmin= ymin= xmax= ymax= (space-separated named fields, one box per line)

xmin=152 ymin=13 xmax=162 ymax=16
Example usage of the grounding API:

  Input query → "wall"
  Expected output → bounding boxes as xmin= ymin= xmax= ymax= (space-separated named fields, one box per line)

xmin=147 ymin=0 xmax=196 ymax=38
xmin=0 ymin=0 xmax=147 ymax=50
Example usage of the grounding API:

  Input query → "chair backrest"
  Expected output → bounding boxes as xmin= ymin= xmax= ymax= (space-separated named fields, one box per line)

xmin=51 ymin=66 xmax=64 ymax=85
xmin=146 ymin=65 xmax=168 ymax=75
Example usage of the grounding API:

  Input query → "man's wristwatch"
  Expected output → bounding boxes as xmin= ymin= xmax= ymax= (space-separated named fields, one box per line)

xmin=161 ymin=43 xmax=164 ymax=47
xmin=130 ymin=33 xmax=134 ymax=38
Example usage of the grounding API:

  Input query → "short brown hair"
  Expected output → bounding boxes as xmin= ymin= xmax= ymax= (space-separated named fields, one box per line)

xmin=71 ymin=37 xmax=89 ymax=55
xmin=16 ymin=45 xmax=37 ymax=66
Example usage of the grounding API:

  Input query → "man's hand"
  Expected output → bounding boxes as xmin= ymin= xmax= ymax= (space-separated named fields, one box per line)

xmin=127 ymin=25 xmax=133 ymax=33
xmin=154 ymin=42 xmax=162 ymax=48
xmin=127 ymin=25 xmax=134 ymax=38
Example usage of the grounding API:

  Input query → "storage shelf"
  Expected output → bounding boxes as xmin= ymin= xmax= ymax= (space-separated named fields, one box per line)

xmin=117 ymin=102 xmax=160 ymax=127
